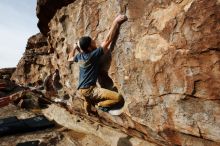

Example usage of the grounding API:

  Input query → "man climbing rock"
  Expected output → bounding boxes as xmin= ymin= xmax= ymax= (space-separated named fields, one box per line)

xmin=68 ymin=14 xmax=127 ymax=115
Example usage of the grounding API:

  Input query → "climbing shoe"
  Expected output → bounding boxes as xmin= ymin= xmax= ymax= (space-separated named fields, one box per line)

xmin=99 ymin=106 xmax=110 ymax=112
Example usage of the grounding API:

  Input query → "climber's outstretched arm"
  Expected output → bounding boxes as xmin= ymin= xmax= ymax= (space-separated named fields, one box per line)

xmin=101 ymin=14 xmax=127 ymax=54
xmin=67 ymin=43 xmax=80 ymax=61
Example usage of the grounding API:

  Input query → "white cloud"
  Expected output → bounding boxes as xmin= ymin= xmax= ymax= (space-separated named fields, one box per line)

xmin=0 ymin=0 xmax=39 ymax=68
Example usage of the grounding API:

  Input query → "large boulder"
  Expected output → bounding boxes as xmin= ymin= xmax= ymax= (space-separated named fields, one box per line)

xmin=12 ymin=0 xmax=220 ymax=145
xmin=36 ymin=0 xmax=75 ymax=35
xmin=11 ymin=33 xmax=54 ymax=86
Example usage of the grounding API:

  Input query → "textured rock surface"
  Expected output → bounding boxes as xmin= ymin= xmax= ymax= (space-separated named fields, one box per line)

xmin=2 ymin=104 xmax=147 ymax=146
xmin=12 ymin=0 xmax=220 ymax=145
xmin=36 ymin=0 xmax=75 ymax=35
xmin=11 ymin=33 xmax=55 ymax=87
xmin=43 ymin=104 xmax=156 ymax=146
xmin=0 ymin=68 xmax=16 ymax=80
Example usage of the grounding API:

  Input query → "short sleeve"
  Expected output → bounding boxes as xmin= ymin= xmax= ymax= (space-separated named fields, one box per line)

xmin=73 ymin=54 xmax=79 ymax=62
xmin=91 ymin=47 xmax=104 ymax=58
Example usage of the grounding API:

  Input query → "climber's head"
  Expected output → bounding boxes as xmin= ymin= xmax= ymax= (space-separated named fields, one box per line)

xmin=78 ymin=36 xmax=97 ymax=53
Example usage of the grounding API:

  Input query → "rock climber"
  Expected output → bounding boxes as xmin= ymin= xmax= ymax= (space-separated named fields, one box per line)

xmin=67 ymin=14 xmax=127 ymax=115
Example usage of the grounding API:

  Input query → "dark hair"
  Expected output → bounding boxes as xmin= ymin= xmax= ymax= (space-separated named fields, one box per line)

xmin=79 ymin=36 xmax=92 ymax=53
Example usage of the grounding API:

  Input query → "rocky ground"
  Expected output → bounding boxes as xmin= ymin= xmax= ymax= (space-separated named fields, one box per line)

xmin=0 ymin=104 xmax=155 ymax=146
xmin=0 ymin=69 xmax=155 ymax=146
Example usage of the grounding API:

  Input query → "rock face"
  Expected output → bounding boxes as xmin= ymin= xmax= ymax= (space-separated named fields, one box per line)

xmin=36 ymin=0 xmax=74 ymax=35
xmin=12 ymin=0 xmax=220 ymax=145
xmin=0 ymin=68 xmax=24 ymax=105
xmin=11 ymin=33 xmax=55 ymax=86
xmin=0 ymin=68 xmax=17 ymax=97
xmin=0 ymin=68 xmax=16 ymax=80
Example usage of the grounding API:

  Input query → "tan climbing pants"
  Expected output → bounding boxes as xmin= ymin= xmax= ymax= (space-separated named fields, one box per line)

xmin=78 ymin=86 xmax=123 ymax=107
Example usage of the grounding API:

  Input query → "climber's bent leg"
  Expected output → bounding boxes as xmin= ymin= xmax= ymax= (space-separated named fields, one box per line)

xmin=93 ymin=87 xmax=123 ymax=108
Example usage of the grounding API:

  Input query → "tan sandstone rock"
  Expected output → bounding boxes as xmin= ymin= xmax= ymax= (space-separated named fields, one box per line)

xmin=12 ymin=0 xmax=220 ymax=145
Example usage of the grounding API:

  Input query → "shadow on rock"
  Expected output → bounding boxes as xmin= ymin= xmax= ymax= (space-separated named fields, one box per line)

xmin=117 ymin=135 xmax=132 ymax=146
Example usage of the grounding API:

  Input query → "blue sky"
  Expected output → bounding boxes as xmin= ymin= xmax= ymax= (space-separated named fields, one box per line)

xmin=0 ymin=0 xmax=39 ymax=68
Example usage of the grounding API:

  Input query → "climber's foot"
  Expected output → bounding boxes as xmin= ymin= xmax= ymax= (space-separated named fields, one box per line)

xmin=98 ymin=106 xmax=111 ymax=112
